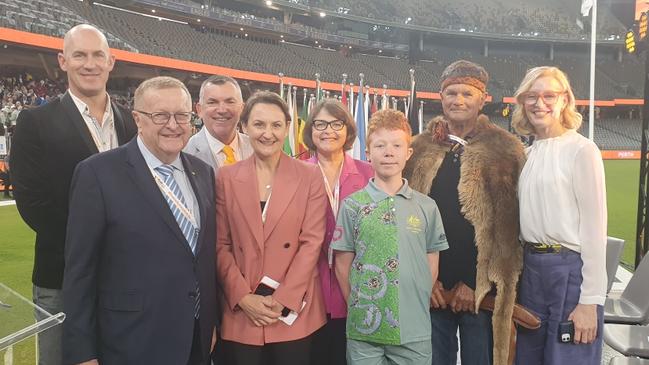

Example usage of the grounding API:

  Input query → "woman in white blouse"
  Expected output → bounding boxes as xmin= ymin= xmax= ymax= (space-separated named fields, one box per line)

xmin=512 ymin=66 xmax=607 ymax=365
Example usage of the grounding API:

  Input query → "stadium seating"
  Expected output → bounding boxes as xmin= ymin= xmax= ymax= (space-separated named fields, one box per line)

xmin=604 ymin=324 xmax=649 ymax=359
xmin=605 ymin=252 xmax=649 ymax=325
xmin=609 ymin=358 xmax=649 ymax=365
xmin=311 ymin=0 xmax=625 ymax=38
xmin=0 ymin=0 xmax=640 ymax=101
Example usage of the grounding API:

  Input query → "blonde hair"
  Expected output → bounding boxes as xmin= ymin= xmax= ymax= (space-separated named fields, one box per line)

xmin=366 ymin=109 xmax=412 ymax=147
xmin=511 ymin=66 xmax=582 ymax=135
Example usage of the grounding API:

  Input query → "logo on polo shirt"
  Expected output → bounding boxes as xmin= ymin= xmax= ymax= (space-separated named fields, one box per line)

xmin=406 ymin=215 xmax=422 ymax=234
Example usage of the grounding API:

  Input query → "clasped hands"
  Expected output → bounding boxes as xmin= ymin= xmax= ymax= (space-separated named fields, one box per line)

xmin=430 ymin=280 xmax=475 ymax=313
xmin=238 ymin=293 xmax=285 ymax=327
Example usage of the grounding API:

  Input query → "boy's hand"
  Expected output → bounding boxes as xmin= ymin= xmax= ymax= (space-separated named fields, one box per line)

xmin=430 ymin=280 xmax=447 ymax=309
xmin=449 ymin=282 xmax=475 ymax=313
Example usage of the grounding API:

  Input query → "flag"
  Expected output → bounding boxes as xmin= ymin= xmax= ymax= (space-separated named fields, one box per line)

xmin=352 ymin=88 xmax=366 ymax=160
xmin=371 ymin=91 xmax=378 ymax=115
xmin=282 ymin=87 xmax=296 ymax=156
xmin=349 ymin=84 xmax=355 ymax=117
xmin=296 ymin=90 xmax=310 ymax=160
xmin=364 ymin=86 xmax=370 ymax=132
xmin=581 ymin=0 xmax=593 ymax=16
xmin=341 ymin=84 xmax=348 ymax=107
xmin=381 ymin=92 xmax=389 ymax=110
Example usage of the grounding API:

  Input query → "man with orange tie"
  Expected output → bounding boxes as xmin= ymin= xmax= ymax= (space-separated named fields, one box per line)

xmin=184 ymin=75 xmax=253 ymax=172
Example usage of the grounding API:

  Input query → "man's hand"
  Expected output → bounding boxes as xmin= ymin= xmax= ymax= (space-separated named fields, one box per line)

xmin=449 ymin=282 xmax=475 ymax=313
xmin=238 ymin=294 xmax=281 ymax=327
xmin=77 ymin=360 xmax=99 ymax=365
xmin=568 ymin=304 xmax=598 ymax=344
xmin=430 ymin=280 xmax=447 ymax=309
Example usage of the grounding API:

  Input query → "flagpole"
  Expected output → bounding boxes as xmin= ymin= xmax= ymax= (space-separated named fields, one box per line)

xmin=278 ymin=72 xmax=284 ymax=100
xmin=419 ymin=100 xmax=424 ymax=134
xmin=315 ymin=73 xmax=321 ymax=102
xmin=349 ymin=82 xmax=355 ymax=117
xmin=588 ymin=0 xmax=597 ymax=140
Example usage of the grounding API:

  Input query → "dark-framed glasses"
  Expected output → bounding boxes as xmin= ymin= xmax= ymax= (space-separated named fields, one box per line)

xmin=522 ymin=91 xmax=565 ymax=106
xmin=134 ymin=110 xmax=194 ymax=125
xmin=313 ymin=119 xmax=345 ymax=131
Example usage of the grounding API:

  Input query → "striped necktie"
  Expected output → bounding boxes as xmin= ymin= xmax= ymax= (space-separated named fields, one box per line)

xmin=154 ymin=164 xmax=200 ymax=318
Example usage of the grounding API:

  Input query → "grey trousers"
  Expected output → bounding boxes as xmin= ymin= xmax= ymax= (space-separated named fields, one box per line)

xmin=33 ymin=285 xmax=63 ymax=365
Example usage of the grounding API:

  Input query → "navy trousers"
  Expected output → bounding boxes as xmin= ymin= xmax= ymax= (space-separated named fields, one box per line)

xmin=515 ymin=248 xmax=604 ymax=365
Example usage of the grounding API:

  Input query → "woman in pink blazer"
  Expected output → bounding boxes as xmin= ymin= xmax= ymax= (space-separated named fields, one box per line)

xmin=303 ymin=99 xmax=374 ymax=365
xmin=216 ymin=91 xmax=327 ymax=365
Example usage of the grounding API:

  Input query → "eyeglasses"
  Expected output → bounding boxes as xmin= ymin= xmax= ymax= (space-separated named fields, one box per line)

xmin=522 ymin=91 xmax=565 ymax=106
xmin=134 ymin=110 xmax=194 ymax=125
xmin=313 ymin=119 xmax=345 ymax=131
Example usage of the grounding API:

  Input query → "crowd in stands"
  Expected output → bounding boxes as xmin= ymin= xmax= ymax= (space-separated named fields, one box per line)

xmin=0 ymin=73 xmax=136 ymax=136
xmin=312 ymin=0 xmax=624 ymax=38
xmin=0 ymin=74 xmax=65 ymax=135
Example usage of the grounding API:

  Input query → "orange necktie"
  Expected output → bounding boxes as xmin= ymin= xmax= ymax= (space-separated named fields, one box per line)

xmin=222 ymin=145 xmax=236 ymax=166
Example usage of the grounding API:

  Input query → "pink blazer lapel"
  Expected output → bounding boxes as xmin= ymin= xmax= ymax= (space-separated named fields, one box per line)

xmin=232 ymin=157 xmax=264 ymax=250
xmin=263 ymin=153 xmax=301 ymax=241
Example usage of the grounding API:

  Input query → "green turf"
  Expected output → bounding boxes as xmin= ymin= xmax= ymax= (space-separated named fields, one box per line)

xmin=0 ymin=204 xmax=37 ymax=364
xmin=605 ymin=160 xmax=641 ymax=269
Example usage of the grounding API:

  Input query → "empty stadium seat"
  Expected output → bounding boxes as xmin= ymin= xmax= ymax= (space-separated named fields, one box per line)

xmin=607 ymin=237 xmax=625 ymax=293
xmin=605 ymin=253 xmax=649 ymax=324
xmin=604 ymin=324 xmax=649 ymax=359
xmin=610 ymin=357 xmax=649 ymax=365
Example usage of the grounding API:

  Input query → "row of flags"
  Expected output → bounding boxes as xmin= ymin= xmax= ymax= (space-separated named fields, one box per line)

xmin=278 ymin=71 xmax=424 ymax=161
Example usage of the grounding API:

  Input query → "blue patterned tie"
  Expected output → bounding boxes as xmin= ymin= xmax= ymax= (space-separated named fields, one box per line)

xmin=154 ymin=164 xmax=200 ymax=318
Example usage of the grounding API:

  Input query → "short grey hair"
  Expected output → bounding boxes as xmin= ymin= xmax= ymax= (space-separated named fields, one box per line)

xmin=133 ymin=76 xmax=191 ymax=109
xmin=198 ymin=75 xmax=242 ymax=104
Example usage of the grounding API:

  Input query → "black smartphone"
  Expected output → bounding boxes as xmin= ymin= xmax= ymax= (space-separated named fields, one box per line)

xmin=558 ymin=320 xmax=574 ymax=343
xmin=253 ymin=283 xmax=276 ymax=297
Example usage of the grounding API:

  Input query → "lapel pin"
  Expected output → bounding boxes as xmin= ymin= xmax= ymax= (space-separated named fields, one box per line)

xmin=191 ymin=171 xmax=196 ymax=176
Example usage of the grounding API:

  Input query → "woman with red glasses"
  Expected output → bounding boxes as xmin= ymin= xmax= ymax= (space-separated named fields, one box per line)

xmin=512 ymin=66 xmax=607 ymax=365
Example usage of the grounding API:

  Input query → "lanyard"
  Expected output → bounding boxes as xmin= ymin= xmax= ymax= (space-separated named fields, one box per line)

xmin=87 ymin=115 xmax=114 ymax=152
xmin=150 ymin=167 xmax=199 ymax=229
xmin=317 ymin=160 xmax=343 ymax=268
xmin=317 ymin=160 xmax=343 ymax=216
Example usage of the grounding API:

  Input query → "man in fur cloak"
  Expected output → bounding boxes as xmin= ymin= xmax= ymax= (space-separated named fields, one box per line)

xmin=403 ymin=60 xmax=525 ymax=365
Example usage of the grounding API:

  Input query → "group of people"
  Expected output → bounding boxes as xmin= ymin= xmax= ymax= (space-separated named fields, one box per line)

xmin=10 ymin=23 xmax=607 ymax=365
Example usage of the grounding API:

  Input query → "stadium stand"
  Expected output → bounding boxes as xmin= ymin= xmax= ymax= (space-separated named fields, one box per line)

xmin=0 ymin=0 xmax=643 ymax=150
xmin=0 ymin=0 xmax=639 ymax=99
xmin=309 ymin=0 xmax=625 ymax=38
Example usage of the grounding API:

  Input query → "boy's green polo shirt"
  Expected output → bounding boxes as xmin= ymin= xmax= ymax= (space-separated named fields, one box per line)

xmin=332 ymin=179 xmax=448 ymax=345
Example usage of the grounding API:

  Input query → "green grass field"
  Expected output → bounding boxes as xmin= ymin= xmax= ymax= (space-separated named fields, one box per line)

xmin=604 ymin=160 xmax=640 ymax=269
xmin=0 ymin=159 xmax=642 ymax=363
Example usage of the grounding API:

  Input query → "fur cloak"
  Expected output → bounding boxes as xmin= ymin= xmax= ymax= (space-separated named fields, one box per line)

xmin=403 ymin=114 xmax=525 ymax=365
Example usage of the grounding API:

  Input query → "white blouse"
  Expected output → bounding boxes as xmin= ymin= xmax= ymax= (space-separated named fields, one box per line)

xmin=518 ymin=129 xmax=607 ymax=305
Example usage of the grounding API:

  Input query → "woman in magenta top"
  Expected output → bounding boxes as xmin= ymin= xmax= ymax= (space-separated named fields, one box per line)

xmin=303 ymin=99 xmax=373 ymax=365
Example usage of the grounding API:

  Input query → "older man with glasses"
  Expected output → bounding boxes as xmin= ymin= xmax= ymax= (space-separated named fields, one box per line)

xmin=63 ymin=76 xmax=219 ymax=365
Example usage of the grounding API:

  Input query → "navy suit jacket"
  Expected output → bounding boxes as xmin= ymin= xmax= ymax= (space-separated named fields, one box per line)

xmin=62 ymin=139 xmax=218 ymax=365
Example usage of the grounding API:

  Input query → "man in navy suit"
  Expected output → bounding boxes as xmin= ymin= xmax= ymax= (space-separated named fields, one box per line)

xmin=10 ymin=24 xmax=137 ymax=365
xmin=62 ymin=76 xmax=218 ymax=365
